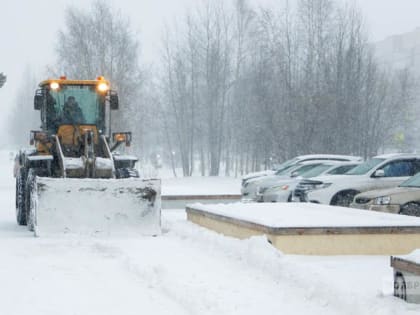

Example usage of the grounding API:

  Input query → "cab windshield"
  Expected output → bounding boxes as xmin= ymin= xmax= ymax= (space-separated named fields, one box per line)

xmin=47 ymin=85 xmax=105 ymax=128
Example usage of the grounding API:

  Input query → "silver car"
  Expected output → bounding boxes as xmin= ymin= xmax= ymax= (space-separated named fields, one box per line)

xmin=241 ymin=154 xmax=362 ymax=188
xmin=241 ymin=161 xmax=325 ymax=202
xmin=262 ymin=162 xmax=360 ymax=202
xmin=350 ymin=172 xmax=420 ymax=216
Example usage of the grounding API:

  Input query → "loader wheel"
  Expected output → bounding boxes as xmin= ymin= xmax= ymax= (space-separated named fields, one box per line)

xmin=116 ymin=168 xmax=139 ymax=178
xmin=16 ymin=168 xmax=27 ymax=225
xmin=25 ymin=169 xmax=37 ymax=232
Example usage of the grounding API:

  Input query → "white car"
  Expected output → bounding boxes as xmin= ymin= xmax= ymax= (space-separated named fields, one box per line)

xmin=241 ymin=154 xmax=362 ymax=187
xmin=261 ymin=162 xmax=360 ymax=202
xmin=241 ymin=161 xmax=325 ymax=201
xmin=293 ymin=153 xmax=420 ymax=207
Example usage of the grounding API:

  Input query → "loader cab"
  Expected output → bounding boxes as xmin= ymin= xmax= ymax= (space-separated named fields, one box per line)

xmin=35 ymin=78 xmax=118 ymax=135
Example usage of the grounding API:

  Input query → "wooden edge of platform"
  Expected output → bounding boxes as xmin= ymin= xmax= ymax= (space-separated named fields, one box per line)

xmin=163 ymin=195 xmax=241 ymax=201
xmin=391 ymin=256 xmax=420 ymax=276
xmin=186 ymin=206 xmax=420 ymax=236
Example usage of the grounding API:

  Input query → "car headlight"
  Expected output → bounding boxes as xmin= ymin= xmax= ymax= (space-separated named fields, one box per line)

xmin=297 ymin=182 xmax=332 ymax=192
xmin=268 ymin=185 xmax=289 ymax=191
xmin=374 ymin=196 xmax=391 ymax=205
xmin=310 ymin=183 xmax=332 ymax=190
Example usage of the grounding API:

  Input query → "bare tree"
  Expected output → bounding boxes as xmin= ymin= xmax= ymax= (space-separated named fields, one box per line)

xmin=54 ymin=0 xmax=146 ymax=154
xmin=9 ymin=67 xmax=39 ymax=145
xmin=157 ymin=0 xmax=416 ymax=175
xmin=0 ymin=73 xmax=6 ymax=88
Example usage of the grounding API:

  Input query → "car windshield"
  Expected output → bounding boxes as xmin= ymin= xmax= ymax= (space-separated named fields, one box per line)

xmin=274 ymin=164 xmax=298 ymax=175
xmin=290 ymin=163 xmax=322 ymax=176
xmin=273 ymin=158 xmax=299 ymax=172
xmin=300 ymin=164 xmax=332 ymax=178
xmin=345 ymin=158 xmax=385 ymax=175
xmin=326 ymin=164 xmax=358 ymax=175
xmin=399 ymin=173 xmax=420 ymax=188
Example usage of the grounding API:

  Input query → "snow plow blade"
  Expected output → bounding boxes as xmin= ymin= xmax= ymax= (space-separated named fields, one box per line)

xmin=28 ymin=177 xmax=161 ymax=237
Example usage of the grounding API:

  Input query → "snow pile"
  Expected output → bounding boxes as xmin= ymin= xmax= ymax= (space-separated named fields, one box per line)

xmin=396 ymin=249 xmax=420 ymax=264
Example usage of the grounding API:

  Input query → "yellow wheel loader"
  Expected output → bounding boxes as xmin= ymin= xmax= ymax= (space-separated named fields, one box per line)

xmin=14 ymin=77 xmax=161 ymax=236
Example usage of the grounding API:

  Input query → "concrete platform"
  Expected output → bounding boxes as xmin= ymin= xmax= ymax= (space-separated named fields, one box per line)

xmin=186 ymin=203 xmax=420 ymax=255
xmin=391 ymin=251 xmax=420 ymax=303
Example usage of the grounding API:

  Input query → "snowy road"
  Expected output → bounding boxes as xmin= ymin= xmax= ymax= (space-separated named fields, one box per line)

xmin=0 ymin=152 xmax=419 ymax=314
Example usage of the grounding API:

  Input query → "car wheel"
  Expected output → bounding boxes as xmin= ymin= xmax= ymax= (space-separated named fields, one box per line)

xmin=394 ymin=274 xmax=407 ymax=301
xmin=400 ymin=202 xmax=420 ymax=217
xmin=331 ymin=190 xmax=359 ymax=207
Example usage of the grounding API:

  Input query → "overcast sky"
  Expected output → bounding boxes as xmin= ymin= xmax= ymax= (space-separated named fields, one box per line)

xmin=1 ymin=0 xmax=420 ymax=140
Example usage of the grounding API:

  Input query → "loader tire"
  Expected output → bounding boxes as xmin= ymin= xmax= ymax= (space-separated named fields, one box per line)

xmin=25 ymin=169 xmax=37 ymax=232
xmin=16 ymin=168 xmax=27 ymax=225
xmin=116 ymin=168 xmax=139 ymax=178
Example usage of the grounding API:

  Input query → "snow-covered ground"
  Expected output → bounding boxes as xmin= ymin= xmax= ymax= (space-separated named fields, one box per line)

xmin=1 ymin=151 xmax=419 ymax=314
xmin=162 ymin=176 xmax=240 ymax=196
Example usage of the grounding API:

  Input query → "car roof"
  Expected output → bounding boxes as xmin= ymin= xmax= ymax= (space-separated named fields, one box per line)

xmin=296 ymin=160 xmax=360 ymax=166
xmin=294 ymin=154 xmax=363 ymax=162
xmin=373 ymin=153 xmax=420 ymax=160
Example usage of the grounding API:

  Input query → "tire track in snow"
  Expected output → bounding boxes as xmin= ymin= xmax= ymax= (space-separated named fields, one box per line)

xmin=88 ymin=217 xmax=341 ymax=315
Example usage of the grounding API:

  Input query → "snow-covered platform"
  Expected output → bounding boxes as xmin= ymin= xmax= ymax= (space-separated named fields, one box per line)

xmin=186 ymin=203 xmax=420 ymax=255
xmin=391 ymin=250 xmax=420 ymax=303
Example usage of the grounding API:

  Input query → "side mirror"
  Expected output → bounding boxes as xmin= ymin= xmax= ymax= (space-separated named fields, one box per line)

xmin=291 ymin=171 xmax=299 ymax=178
xmin=373 ymin=169 xmax=385 ymax=177
xmin=34 ymin=90 xmax=44 ymax=110
xmin=109 ymin=92 xmax=119 ymax=110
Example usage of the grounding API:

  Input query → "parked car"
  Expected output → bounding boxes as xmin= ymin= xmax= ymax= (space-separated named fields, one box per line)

xmin=241 ymin=161 xmax=325 ymax=201
xmin=262 ymin=162 xmax=360 ymax=203
xmin=350 ymin=172 xmax=420 ymax=216
xmin=241 ymin=154 xmax=362 ymax=187
xmin=292 ymin=153 xmax=420 ymax=207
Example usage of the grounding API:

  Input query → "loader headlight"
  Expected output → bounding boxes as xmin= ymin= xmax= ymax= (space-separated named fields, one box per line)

xmin=97 ymin=82 xmax=109 ymax=93
xmin=374 ymin=196 xmax=391 ymax=205
xmin=113 ymin=132 xmax=132 ymax=146
xmin=30 ymin=131 xmax=49 ymax=145
xmin=50 ymin=82 xmax=60 ymax=90
xmin=114 ymin=133 xmax=126 ymax=142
